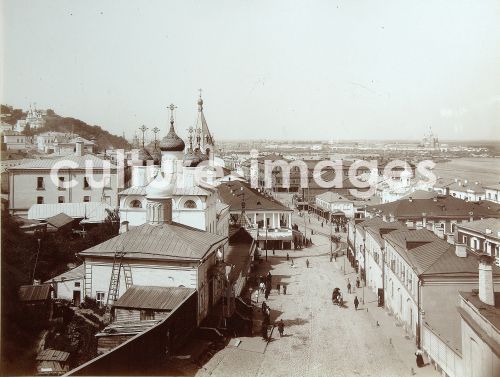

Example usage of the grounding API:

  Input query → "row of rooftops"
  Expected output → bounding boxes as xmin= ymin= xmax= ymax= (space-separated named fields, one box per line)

xmin=434 ymin=177 xmax=500 ymax=193
xmin=365 ymin=193 xmax=500 ymax=219
xmin=355 ymin=217 xmax=500 ymax=277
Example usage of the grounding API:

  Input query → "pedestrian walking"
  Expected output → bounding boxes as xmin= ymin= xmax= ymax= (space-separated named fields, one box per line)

xmin=347 ymin=282 xmax=351 ymax=294
xmin=306 ymin=259 xmax=310 ymax=268
xmin=273 ymin=248 xmax=275 ymax=256
xmin=283 ymin=284 xmax=287 ymax=295
xmin=260 ymin=281 xmax=265 ymax=293
xmin=261 ymin=322 xmax=268 ymax=341
xmin=354 ymin=296 xmax=359 ymax=310
xmin=277 ymin=283 xmax=281 ymax=294
xmin=356 ymin=277 xmax=360 ymax=288
xmin=265 ymin=288 xmax=270 ymax=300
xmin=291 ymin=258 xmax=294 ymax=267
xmin=277 ymin=319 xmax=285 ymax=337
xmin=256 ymin=289 xmax=260 ymax=303
xmin=286 ymin=253 xmax=289 ymax=261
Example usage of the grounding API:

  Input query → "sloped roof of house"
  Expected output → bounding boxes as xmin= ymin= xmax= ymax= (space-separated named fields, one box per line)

xmin=448 ymin=181 xmax=485 ymax=194
xmin=364 ymin=221 xmax=407 ymax=246
xmin=118 ymin=185 xmax=214 ymax=197
xmin=383 ymin=229 xmax=500 ymax=277
xmin=316 ymin=192 xmax=352 ymax=203
xmin=8 ymin=154 xmax=116 ymax=170
xmin=79 ymin=222 xmax=227 ymax=261
xmin=485 ymin=183 xmax=500 ymax=191
xmin=400 ymin=190 xmax=438 ymax=200
xmin=46 ymin=212 xmax=75 ymax=228
xmin=45 ymin=264 xmax=84 ymax=283
xmin=218 ymin=181 xmax=291 ymax=212
xmin=19 ymin=284 xmax=53 ymax=302
xmin=113 ymin=286 xmax=195 ymax=310
xmin=367 ymin=195 xmax=499 ymax=219
xmin=28 ymin=202 xmax=114 ymax=223
xmin=457 ymin=218 xmax=500 ymax=238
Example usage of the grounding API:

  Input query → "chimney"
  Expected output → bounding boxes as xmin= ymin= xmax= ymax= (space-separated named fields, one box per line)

xmin=119 ymin=221 xmax=129 ymax=234
xmin=389 ymin=213 xmax=395 ymax=222
xmin=478 ymin=255 xmax=495 ymax=306
xmin=433 ymin=196 xmax=437 ymax=202
xmin=469 ymin=211 xmax=474 ymax=222
xmin=408 ymin=197 xmax=413 ymax=202
xmin=422 ymin=212 xmax=427 ymax=228
xmin=33 ymin=279 xmax=41 ymax=286
xmin=382 ymin=214 xmax=387 ymax=222
xmin=485 ymin=228 xmax=492 ymax=235
xmin=75 ymin=140 xmax=83 ymax=156
xmin=54 ymin=143 xmax=60 ymax=155
xmin=455 ymin=244 xmax=467 ymax=257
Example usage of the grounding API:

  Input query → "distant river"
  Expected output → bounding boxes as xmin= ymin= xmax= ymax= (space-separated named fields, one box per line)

xmin=431 ymin=157 xmax=500 ymax=186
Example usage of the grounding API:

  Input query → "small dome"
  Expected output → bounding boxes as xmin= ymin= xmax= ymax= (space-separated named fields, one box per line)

xmin=151 ymin=148 xmax=162 ymax=165
xmin=159 ymin=123 xmax=185 ymax=152
xmin=146 ymin=173 xmax=175 ymax=199
xmin=198 ymin=97 xmax=203 ymax=107
xmin=135 ymin=148 xmax=153 ymax=162
xmin=183 ymin=149 xmax=203 ymax=167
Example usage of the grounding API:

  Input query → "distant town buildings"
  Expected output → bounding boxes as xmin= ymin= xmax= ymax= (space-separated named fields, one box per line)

xmin=15 ymin=104 xmax=46 ymax=133
xmin=7 ymin=140 xmax=120 ymax=216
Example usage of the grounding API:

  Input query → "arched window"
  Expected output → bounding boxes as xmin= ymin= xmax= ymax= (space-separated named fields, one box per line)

xmin=130 ymin=199 xmax=142 ymax=208
xmin=184 ymin=200 xmax=197 ymax=209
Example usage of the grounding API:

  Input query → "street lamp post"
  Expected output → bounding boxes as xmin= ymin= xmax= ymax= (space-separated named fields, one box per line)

xmin=329 ymin=216 xmax=333 ymax=262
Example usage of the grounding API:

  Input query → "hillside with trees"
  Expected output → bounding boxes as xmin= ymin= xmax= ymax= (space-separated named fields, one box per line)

xmin=1 ymin=104 xmax=130 ymax=151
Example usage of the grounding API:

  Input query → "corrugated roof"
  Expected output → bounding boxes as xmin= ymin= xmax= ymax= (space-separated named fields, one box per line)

xmin=28 ymin=202 xmax=114 ymax=223
xmin=448 ymin=181 xmax=485 ymax=194
xmin=46 ymin=212 xmax=74 ymax=228
xmin=37 ymin=349 xmax=70 ymax=362
xmin=19 ymin=284 xmax=53 ymax=302
xmin=8 ymin=154 xmax=116 ymax=170
xmin=113 ymin=286 xmax=195 ymax=310
xmin=80 ymin=222 xmax=227 ymax=261
xmin=45 ymin=264 xmax=84 ymax=283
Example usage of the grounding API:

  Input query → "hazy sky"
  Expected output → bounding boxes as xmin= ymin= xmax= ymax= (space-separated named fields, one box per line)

xmin=1 ymin=0 xmax=499 ymax=141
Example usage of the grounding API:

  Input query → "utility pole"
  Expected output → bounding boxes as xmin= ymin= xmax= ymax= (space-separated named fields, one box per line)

xmin=139 ymin=125 xmax=148 ymax=148
xmin=329 ymin=215 xmax=333 ymax=261
xmin=32 ymin=238 xmax=41 ymax=284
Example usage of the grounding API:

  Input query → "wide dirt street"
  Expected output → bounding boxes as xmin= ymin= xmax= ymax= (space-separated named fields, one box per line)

xmin=198 ymin=206 xmax=439 ymax=377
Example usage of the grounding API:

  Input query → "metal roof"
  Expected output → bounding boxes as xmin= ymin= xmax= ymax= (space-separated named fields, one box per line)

xmin=46 ymin=212 xmax=75 ymax=228
xmin=19 ymin=284 xmax=53 ymax=302
xmin=114 ymin=286 xmax=195 ymax=310
xmin=45 ymin=264 xmax=84 ymax=283
xmin=80 ymin=222 xmax=227 ymax=261
xmin=367 ymin=195 xmax=499 ymax=219
xmin=118 ymin=185 xmax=213 ymax=197
xmin=8 ymin=154 xmax=116 ymax=170
xmin=37 ymin=349 xmax=70 ymax=362
xmin=28 ymin=202 xmax=114 ymax=223
xmin=218 ymin=181 xmax=292 ymax=212
xmin=457 ymin=218 xmax=500 ymax=238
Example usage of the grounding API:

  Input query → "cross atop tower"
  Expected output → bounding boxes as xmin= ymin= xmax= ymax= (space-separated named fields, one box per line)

xmin=168 ymin=104 xmax=177 ymax=123
xmin=139 ymin=125 xmax=148 ymax=148
xmin=198 ymin=88 xmax=203 ymax=98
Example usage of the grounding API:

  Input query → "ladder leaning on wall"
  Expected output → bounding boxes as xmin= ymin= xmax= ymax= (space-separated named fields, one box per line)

xmin=105 ymin=248 xmax=133 ymax=311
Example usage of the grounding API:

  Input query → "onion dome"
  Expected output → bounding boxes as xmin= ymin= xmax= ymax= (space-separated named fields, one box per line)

xmin=159 ymin=122 xmax=185 ymax=152
xmin=146 ymin=173 xmax=175 ymax=199
xmin=136 ymin=148 xmax=153 ymax=161
xmin=183 ymin=148 xmax=203 ymax=167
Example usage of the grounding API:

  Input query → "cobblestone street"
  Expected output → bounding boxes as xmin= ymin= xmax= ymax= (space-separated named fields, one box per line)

xmin=197 ymin=207 xmax=440 ymax=377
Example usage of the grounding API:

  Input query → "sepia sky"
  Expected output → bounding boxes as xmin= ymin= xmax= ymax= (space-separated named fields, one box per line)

xmin=1 ymin=0 xmax=499 ymax=141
